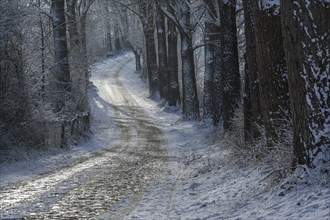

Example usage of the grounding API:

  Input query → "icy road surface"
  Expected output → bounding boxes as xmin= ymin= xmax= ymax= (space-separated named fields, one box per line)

xmin=0 ymin=55 xmax=168 ymax=219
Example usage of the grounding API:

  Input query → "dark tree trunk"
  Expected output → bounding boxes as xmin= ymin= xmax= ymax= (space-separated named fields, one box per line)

xmin=243 ymin=54 xmax=253 ymax=142
xmin=51 ymin=0 xmax=71 ymax=111
xmin=118 ymin=5 xmax=130 ymax=48
xmin=140 ymin=1 xmax=159 ymax=95
xmin=135 ymin=52 xmax=142 ymax=72
xmin=281 ymin=0 xmax=330 ymax=168
xmin=79 ymin=13 xmax=89 ymax=88
xmin=220 ymin=0 xmax=240 ymax=130
xmin=114 ymin=25 xmax=122 ymax=52
xmin=203 ymin=30 xmax=213 ymax=121
xmin=66 ymin=0 xmax=94 ymax=111
xmin=66 ymin=0 xmax=82 ymax=110
xmin=104 ymin=3 xmax=113 ymax=53
xmin=167 ymin=16 xmax=180 ymax=106
xmin=107 ymin=31 xmax=113 ymax=53
xmin=181 ymin=34 xmax=200 ymax=119
xmin=38 ymin=0 xmax=46 ymax=102
xmin=66 ymin=0 xmax=79 ymax=48
xmin=144 ymin=29 xmax=159 ymax=95
xmin=157 ymin=0 xmax=199 ymax=116
xmin=203 ymin=0 xmax=222 ymax=125
xmin=252 ymin=1 xmax=291 ymax=145
xmin=111 ymin=1 xmax=122 ymax=53
xmin=178 ymin=0 xmax=200 ymax=119
xmin=242 ymin=0 xmax=262 ymax=143
xmin=128 ymin=42 xmax=142 ymax=73
xmin=156 ymin=6 xmax=169 ymax=100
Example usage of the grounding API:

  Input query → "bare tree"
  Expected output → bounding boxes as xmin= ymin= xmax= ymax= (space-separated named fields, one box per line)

xmin=51 ymin=0 xmax=71 ymax=111
xmin=156 ymin=5 xmax=169 ymax=100
xmin=160 ymin=0 xmax=200 ymax=119
xmin=66 ymin=0 xmax=79 ymax=48
xmin=203 ymin=0 xmax=222 ymax=125
xmin=138 ymin=0 xmax=159 ymax=94
xmin=167 ymin=5 xmax=180 ymax=106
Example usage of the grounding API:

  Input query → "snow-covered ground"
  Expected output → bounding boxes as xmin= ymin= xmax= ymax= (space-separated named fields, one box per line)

xmin=117 ymin=54 xmax=330 ymax=220
xmin=1 ymin=53 xmax=329 ymax=219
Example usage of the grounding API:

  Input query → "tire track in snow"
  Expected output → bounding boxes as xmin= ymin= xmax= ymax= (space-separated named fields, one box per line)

xmin=0 ymin=55 xmax=168 ymax=219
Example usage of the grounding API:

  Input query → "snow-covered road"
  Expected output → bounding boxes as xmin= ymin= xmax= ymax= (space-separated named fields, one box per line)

xmin=0 ymin=54 xmax=168 ymax=219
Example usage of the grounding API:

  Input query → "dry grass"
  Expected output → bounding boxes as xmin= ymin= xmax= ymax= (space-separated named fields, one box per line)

xmin=216 ymin=105 xmax=294 ymax=181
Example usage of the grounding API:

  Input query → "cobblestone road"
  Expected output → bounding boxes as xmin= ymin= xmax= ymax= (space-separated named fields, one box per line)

xmin=0 ymin=56 xmax=168 ymax=219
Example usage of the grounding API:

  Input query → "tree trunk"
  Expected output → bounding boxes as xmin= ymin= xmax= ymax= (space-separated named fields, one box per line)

xmin=243 ymin=0 xmax=262 ymax=143
xmin=118 ymin=5 xmax=130 ymax=49
xmin=128 ymin=42 xmax=142 ymax=73
xmin=243 ymin=54 xmax=253 ymax=142
xmin=140 ymin=1 xmax=159 ymax=94
xmin=104 ymin=3 xmax=113 ymax=53
xmin=252 ymin=1 xmax=291 ymax=145
xmin=281 ymin=0 xmax=330 ymax=168
xmin=157 ymin=0 xmax=199 ymax=115
xmin=135 ymin=52 xmax=142 ymax=72
xmin=106 ymin=31 xmax=113 ymax=53
xmin=79 ymin=14 xmax=89 ymax=90
xmin=114 ymin=25 xmax=122 ymax=52
xmin=51 ymin=0 xmax=71 ymax=111
xmin=181 ymin=34 xmax=200 ymax=119
xmin=156 ymin=6 xmax=169 ymax=100
xmin=144 ymin=29 xmax=159 ymax=95
xmin=178 ymin=0 xmax=200 ymax=119
xmin=203 ymin=28 xmax=214 ymax=121
xmin=66 ymin=0 xmax=79 ymax=48
xmin=38 ymin=0 xmax=46 ymax=102
xmin=204 ymin=0 xmax=222 ymax=125
xmin=167 ymin=17 xmax=180 ymax=106
xmin=220 ymin=0 xmax=240 ymax=130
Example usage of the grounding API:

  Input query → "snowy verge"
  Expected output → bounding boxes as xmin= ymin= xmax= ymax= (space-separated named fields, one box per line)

xmin=118 ymin=53 xmax=330 ymax=220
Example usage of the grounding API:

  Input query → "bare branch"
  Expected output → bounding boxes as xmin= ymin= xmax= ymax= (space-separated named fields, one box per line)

xmin=112 ymin=0 xmax=144 ymax=19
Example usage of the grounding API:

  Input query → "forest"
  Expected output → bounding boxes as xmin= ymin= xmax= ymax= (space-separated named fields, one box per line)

xmin=0 ymin=0 xmax=329 ymax=219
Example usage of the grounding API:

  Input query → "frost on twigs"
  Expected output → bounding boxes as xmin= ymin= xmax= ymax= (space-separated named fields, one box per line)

xmin=219 ymin=105 xmax=294 ymax=182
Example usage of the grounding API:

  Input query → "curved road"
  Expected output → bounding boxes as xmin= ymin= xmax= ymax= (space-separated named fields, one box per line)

xmin=0 ymin=55 xmax=168 ymax=219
